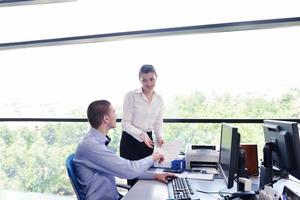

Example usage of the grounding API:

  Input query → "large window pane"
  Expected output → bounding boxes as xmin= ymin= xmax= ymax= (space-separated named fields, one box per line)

xmin=1 ymin=27 xmax=300 ymax=118
xmin=1 ymin=0 xmax=300 ymax=43
xmin=1 ymin=121 xmax=265 ymax=196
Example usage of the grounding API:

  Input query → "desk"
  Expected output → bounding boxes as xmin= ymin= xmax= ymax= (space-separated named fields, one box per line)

xmin=122 ymin=179 xmax=168 ymax=200
xmin=122 ymin=177 xmax=228 ymax=200
xmin=122 ymin=175 xmax=300 ymax=200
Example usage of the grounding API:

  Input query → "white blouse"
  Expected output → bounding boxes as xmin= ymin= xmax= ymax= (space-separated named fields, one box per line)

xmin=122 ymin=88 xmax=164 ymax=142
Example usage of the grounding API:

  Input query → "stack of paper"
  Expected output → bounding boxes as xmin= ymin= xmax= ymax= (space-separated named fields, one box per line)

xmin=153 ymin=138 xmax=184 ymax=168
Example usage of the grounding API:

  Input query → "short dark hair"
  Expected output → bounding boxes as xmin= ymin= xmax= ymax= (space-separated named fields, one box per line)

xmin=139 ymin=64 xmax=157 ymax=78
xmin=87 ymin=100 xmax=111 ymax=129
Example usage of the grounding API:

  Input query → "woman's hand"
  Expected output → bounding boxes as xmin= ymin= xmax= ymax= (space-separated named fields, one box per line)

xmin=157 ymin=137 xmax=164 ymax=147
xmin=141 ymin=132 xmax=154 ymax=148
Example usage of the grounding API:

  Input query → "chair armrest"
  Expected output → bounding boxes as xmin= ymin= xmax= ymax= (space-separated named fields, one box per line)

xmin=116 ymin=183 xmax=131 ymax=190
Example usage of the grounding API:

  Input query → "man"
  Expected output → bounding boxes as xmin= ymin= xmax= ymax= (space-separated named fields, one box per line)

xmin=74 ymin=100 xmax=175 ymax=200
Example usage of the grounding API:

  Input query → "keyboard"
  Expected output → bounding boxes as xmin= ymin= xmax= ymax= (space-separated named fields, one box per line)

xmin=167 ymin=177 xmax=200 ymax=200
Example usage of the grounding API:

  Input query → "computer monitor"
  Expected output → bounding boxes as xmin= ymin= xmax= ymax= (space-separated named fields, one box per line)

xmin=218 ymin=123 xmax=241 ymax=189
xmin=262 ymin=120 xmax=300 ymax=180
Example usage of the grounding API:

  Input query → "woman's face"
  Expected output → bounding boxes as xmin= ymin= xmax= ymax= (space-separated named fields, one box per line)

xmin=140 ymin=72 xmax=157 ymax=93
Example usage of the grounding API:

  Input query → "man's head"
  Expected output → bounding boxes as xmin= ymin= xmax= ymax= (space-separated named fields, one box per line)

xmin=139 ymin=64 xmax=157 ymax=93
xmin=87 ymin=100 xmax=117 ymax=130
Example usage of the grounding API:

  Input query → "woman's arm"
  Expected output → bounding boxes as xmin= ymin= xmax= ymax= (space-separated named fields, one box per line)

xmin=154 ymin=96 xmax=164 ymax=147
xmin=122 ymin=91 xmax=145 ymax=142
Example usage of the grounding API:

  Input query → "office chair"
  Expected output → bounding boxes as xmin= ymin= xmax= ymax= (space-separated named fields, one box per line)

xmin=66 ymin=153 xmax=131 ymax=200
xmin=66 ymin=153 xmax=85 ymax=200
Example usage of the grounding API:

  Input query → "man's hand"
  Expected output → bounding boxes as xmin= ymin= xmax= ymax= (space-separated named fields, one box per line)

xmin=154 ymin=173 xmax=177 ymax=184
xmin=141 ymin=132 xmax=154 ymax=148
xmin=156 ymin=137 xmax=164 ymax=147
xmin=152 ymin=152 xmax=164 ymax=163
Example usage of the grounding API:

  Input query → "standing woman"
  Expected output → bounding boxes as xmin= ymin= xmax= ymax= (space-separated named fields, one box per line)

xmin=120 ymin=64 xmax=165 ymax=186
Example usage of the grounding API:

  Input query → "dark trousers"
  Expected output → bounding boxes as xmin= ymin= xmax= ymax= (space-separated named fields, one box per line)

xmin=120 ymin=131 xmax=154 ymax=186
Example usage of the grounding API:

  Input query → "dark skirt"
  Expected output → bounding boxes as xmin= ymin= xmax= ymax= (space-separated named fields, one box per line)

xmin=120 ymin=131 xmax=154 ymax=186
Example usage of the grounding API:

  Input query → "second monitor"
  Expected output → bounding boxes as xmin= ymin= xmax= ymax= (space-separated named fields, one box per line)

xmin=260 ymin=120 xmax=300 ymax=187
xmin=218 ymin=123 xmax=241 ymax=189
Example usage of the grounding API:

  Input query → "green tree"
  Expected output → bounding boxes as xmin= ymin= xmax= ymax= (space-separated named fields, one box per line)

xmin=1 ymin=89 xmax=300 ymax=196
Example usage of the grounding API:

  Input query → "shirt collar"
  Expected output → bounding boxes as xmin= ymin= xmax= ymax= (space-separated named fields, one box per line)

xmin=135 ymin=88 xmax=143 ymax=94
xmin=135 ymin=87 xmax=157 ymax=95
xmin=89 ymin=127 xmax=111 ymax=146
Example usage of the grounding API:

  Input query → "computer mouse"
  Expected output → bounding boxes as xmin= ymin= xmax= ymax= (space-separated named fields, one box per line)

xmin=166 ymin=176 xmax=177 ymax=181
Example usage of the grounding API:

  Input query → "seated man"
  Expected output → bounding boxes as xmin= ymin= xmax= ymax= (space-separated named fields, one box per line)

xmin=74 ymin=100 xmax=175 ymax=200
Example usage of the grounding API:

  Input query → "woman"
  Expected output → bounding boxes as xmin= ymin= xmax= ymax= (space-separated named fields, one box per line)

xmin=120 ymin=64 xmax=165 ymax=186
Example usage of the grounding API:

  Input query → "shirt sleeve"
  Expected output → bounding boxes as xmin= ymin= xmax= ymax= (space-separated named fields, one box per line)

xmin=153 ymin=96 xmax=164 ymax=138
xmin=76 ymin=140 xmax=154 ymax=180
xmin=138 ymin=171 xmax=155 ymax=180
xmin=122 ymin=91 xmax=144 ymax=142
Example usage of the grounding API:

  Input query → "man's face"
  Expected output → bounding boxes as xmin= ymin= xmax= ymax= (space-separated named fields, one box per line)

xmin=140 ymin=72 xmax=157 ymax=93
xmin=107 ymin=105 xmax=117 ymax=129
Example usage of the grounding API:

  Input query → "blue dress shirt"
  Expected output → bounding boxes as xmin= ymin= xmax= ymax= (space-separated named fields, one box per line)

xmin=74 ymin=127 xmax=154 ymax=200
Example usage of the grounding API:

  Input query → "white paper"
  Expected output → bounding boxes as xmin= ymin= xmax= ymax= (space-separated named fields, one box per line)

xmin=192 ymin=167 xmax=219 ymax=174
xmin=153 ymin=138 xmax=184 ymax=168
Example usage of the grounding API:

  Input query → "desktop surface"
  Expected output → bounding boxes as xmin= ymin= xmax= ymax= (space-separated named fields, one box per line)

xmin=122 ymin=177 xmax=227 ymax=200
xmin=122 ymin=174 xmax=300 ymax=200
xmin=122 ymin=179 xmax=168 ymax=200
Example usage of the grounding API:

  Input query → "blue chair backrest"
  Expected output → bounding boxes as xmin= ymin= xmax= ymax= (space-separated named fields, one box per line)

xmin=66 ymin=153 xmax=84 ymax=200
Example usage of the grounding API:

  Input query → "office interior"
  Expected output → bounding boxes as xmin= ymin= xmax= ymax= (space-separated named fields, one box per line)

xmin=1 ymin=0 xmax=300 ymax=199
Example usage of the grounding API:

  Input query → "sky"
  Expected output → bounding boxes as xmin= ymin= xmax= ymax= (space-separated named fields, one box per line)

xmin=1 ymin=0 xmax=300 ymax=117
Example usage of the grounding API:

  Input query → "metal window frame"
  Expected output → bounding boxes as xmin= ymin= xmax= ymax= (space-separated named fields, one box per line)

xmin=1 ymin=118 xmax=300 ymax=124
xmin=1 ymin=16 xmax=300 ymax=51
xmin=0 ymin=0 xmax=75 ymax=7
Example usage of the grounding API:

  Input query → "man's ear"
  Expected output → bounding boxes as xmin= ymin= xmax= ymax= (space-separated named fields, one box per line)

xmin=103 ymin=115 xmax=109 ymax=123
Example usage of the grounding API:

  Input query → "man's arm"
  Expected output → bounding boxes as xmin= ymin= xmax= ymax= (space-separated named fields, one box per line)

xmin=76 ymin=142 xmax=164 ymax=180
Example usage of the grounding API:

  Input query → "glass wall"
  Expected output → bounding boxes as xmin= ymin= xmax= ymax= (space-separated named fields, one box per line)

xmin=1 ymin=0 xmax=300 ymax=197
xmin=2 ymin=27 xmax=300 ymax=118
xmin=1 ymin=121 xmax=266 ymax=196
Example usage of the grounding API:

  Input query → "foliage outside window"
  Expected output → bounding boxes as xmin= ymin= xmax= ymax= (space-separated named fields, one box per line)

xmin=1 ymin=89 xmax=300 ymax=195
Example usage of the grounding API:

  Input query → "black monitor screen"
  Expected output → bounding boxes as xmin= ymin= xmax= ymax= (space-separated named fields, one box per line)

xmin=218 ymin=123 xmax=241 ymax=189
xmin=263 ymin=120 xmax=300 ymax=179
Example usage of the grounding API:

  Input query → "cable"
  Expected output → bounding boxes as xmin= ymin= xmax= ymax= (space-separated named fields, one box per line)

xmin=257 ymin=170 xmax=289 ymax=192
xmin=219 ymin=190 xmax=235 ymax=200
xmin=217 ymin=170 xmax=292 ymax=200
xmin=196 ymin=190 xmax=226 ymax=194
xmin=248 ymin=195 xmax=257 ymax=200
xmin=195 ymin=190 xmax=220 ymax=199
xmin=222 ymin=191 xmax=258 ymax=200
xmin=219 ymin=190 xmax=228 ymax=199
